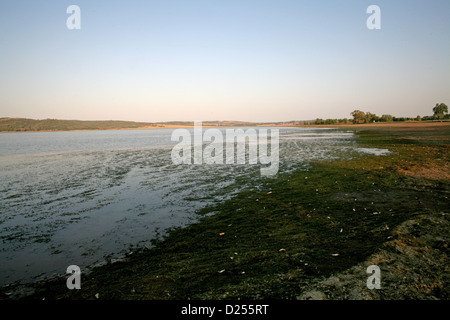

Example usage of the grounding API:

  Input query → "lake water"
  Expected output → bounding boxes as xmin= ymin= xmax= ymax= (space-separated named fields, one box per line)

xmin=0 ymin=127 xmax=390 ymax=286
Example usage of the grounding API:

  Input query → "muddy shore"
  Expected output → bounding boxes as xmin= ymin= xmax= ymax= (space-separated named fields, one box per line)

xmin=1 ymin=123 xmax=449 ymax=300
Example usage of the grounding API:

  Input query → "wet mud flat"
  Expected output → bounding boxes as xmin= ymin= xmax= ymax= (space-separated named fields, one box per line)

xmin=0 ymin=127 xmax=370 ymax=287
xmin=1 ymin=124 xmax=449 ymax=300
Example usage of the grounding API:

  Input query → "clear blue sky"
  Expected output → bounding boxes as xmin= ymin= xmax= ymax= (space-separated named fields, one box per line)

xmin=1 ymin=0 xmax=449 ymax=122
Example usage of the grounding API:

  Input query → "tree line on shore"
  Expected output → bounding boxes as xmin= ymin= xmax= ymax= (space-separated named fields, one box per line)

xmin=1 ymin=103 xmax=448 ymax=131
xmin=311 ymin=103 xmax=449 ymax=125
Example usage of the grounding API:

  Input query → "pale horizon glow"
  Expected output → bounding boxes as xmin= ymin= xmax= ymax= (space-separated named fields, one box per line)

xmin=1 ymin=0 xmax=449 ymax=122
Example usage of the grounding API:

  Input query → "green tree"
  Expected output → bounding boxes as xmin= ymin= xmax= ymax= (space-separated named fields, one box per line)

xmin=432 ymin=103 xmax=448 ymax=119
xmin=351 ymin=110 xmax=366 ymax=124
xmin=380 ymin=114 xmax=393 ymax=122
xmin=364 ymin=112 xmax=377 ymax=123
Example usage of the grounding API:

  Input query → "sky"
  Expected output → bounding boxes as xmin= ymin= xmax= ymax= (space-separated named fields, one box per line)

xmin=0 ymin=0 xmax=449 ymax=122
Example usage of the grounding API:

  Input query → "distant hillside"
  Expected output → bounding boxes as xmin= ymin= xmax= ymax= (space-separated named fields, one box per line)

xmin=0 ymin=118 xmax=161 ymax=132
xmin=0 ymin=118 xmax=313 ymax=132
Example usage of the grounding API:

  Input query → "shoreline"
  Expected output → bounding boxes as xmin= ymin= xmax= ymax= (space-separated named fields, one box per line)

xmin=1 ymin=120 xmax=449 ymax=133
xmin=1 ymin=123 xmax=449 ymax=300
xmin=0 ymin=124 xmax=213 ymax=134
xmin=303 ymin=121 xmax=450 ymax=128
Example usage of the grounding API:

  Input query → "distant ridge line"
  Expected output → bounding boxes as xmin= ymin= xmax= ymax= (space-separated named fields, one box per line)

xmin=0 ymin=117 xmax=311 ymax=132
